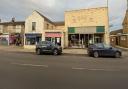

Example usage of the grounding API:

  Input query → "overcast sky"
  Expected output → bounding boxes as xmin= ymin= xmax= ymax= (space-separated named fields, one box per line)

xmin=0 ymin=0 xmax=127 ymax=31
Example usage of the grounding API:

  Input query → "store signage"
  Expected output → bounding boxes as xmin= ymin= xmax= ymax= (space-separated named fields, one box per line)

xmin=45 ymin=32 xmax=62 ymax=37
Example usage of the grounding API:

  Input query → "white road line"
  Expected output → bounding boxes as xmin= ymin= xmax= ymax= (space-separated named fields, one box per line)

xmin=72 ymin=67 xmax=120 ymax=71
xmin=88 ymin=69 xmax=106 ymax=71
xmin=11 ymin=63 xmax=48 ymax=68
xmin=87 ymin=69 xmax=120 ymax=71
xmin=72 ymin=68 xmax=87 ymax=70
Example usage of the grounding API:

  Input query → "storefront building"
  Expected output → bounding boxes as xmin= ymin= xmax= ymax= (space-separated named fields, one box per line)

xmin=0 ymin=19 xmax=25 ymax=46
xmin=0 ymin=33 xmax=9 ymax=45
xmin=24 ymin=7 xmax=109 ymax=49
xmin=24 ymin=11 xmax=65 ymax=49
xmin=65 ymin=7 xmax=110 ymax=48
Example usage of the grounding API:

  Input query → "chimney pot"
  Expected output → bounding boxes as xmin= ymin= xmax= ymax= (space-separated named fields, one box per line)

xmin=11 ymin=17 xmax=15 ymax=22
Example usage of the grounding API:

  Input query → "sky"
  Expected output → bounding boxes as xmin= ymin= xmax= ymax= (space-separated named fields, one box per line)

xmin=0 ymin=0 xmax=127 ymax=31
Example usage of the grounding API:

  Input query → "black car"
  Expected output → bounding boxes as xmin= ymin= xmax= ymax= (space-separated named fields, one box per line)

xmin=36 ymin=41 xmax=62 ymax=55
xmin=87 ymin=43 xmax=122 ymax=58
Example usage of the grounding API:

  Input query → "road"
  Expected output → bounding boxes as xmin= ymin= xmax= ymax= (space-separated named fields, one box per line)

xmin=0 ymin=51 xmax=128 ymax=89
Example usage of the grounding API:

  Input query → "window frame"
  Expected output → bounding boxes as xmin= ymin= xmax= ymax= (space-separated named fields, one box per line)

xmin=32 ymin=22 xmax=36 ymax=31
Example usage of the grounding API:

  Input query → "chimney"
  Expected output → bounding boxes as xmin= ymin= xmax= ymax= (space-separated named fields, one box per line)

xmin=11 ymin=17 xmax=15 ymax=22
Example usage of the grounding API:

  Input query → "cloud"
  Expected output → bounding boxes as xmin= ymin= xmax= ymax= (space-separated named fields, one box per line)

xmin=0 ymin=0 xmax=127 ymax=31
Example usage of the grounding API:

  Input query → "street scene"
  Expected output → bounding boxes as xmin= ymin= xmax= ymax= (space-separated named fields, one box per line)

xmin=0 ymin=46 xmax=128 ymax=89
xmin=0 ymin=0 xmax=128 ymax=89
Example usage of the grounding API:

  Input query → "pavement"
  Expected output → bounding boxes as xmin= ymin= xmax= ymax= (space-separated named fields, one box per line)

xmin=0 ymin=45 xmax=87 ymax=55
xmin=116 ymin=45 xmax=128 ymax=51
xmin=0 ymin=50 xmax=128 ymax=89
xmin=0 ymin=45 xmax=127 ymax=56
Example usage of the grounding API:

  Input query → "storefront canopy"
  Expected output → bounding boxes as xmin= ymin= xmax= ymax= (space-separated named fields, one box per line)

xmin=45 ymin=32 xmax=62 ymax=37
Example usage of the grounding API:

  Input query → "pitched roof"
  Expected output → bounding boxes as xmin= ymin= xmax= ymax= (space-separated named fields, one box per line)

xmin=110 ymin=29 xmax=123 ymax=35
xmin=53 ymin=21 xmax=65 ymax=26
xmin=0 ymin=21 xmax=25 ymax=25
xmin=34 ymin=10 xmax=54 ymax=24
xmin=34 ymin=10 xmax=65 ymax=26
xmin=123 ymin=10 xmax=128 ymax=25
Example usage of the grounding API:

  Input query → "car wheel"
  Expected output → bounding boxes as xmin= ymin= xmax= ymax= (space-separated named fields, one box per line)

xmin=58 ymin=52 xmax=62 ymax=55
xmin=93 ymin=51 xmax=99 ymax=58
xmin=36 ymin=49 xmax=41 ymax=55
xmin=115 ymin=52 xmax=121 ymax=58
xmin=53 ymin=49 xmax=58 ymax=56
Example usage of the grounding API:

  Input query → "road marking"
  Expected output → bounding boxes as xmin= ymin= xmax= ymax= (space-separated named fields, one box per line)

xmin=11 ymin=63 xmax=48 ymax=68
xmin=88 ymin=69 xmax=106 ymax=71
xmin=72 ymin=68 xmax=87 ymax=70
xmin=72 ymin=67 xmax=120 ymax=71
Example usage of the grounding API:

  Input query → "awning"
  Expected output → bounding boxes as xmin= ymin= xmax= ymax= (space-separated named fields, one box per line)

xmin=25 ymin=34 xmax=42 ymax=38
xmin=45 ymin=32 xmax=62 ymax=37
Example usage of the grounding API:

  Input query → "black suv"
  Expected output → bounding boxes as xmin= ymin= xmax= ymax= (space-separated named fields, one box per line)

xmin=36 ymin=41 xmax=62 ymax=55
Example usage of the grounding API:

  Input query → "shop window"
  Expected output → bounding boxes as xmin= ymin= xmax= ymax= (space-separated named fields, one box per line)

xmin=25 ymin=36 xmax=41 ymax=45
xmin=121 ymin=36 xmax=126 ymax=40
xmin=26 ymin=37 xmax=36 ymax=45
xmin=32 ymin=22 xmax=36 ymax=31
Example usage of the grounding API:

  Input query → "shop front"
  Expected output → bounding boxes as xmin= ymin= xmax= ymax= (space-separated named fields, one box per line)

xmin=45 ymin=32 xmax=62 ymax=46
xmin=25 ymin=33 xmax=42 ymax=45
xmin=9 ymin=33 xmax=23 ymax=46
xmin=0 ymin=33 xmax=9 ymax=45
xmin=68 ymin=26 xmax=105 ymax=48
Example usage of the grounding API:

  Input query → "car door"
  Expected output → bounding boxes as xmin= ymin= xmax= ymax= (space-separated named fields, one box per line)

xmin=96 ymin=44 xmax=104 ymax=56
xmin=103 ymin=44 xmax=114 ymax=56
xmin=45 ymin=42 xmax=53 ymax=53
xmin=41 ymin=41 xmax=48 ymax=52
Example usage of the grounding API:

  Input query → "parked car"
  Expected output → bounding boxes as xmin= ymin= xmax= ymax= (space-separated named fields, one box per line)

xmin=36 ymin=41 xmax=62 ymax=55
xmin=87 ymin=43 xmax=122 ymax=58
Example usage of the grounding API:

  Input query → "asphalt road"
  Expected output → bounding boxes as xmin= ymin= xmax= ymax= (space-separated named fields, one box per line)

xmin=0 ymin=51 xmax=128 ymax=89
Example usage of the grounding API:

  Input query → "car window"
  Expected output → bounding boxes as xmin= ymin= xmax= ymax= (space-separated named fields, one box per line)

xmin=103 ymin=44 xmax=111 ymax=49
xmin=95 ymin=44 xmax=104 ymax=48
xmin=42 ymin=41 xmax=47 ymax=46
xmin=46 ymin=41 xmax=51 ymax=46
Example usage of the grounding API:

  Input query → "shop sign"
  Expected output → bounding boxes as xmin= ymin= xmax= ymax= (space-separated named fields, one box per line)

xmin=96 ymin=26 xmax=105 ymax=33
xmin=45 ymin=32 xmax=62 ymax=37
xmin=25 ymin=34 xmax=42 ymax=38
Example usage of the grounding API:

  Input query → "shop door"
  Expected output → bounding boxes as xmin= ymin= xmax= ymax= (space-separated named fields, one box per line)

xmin=55 ymin=37 xmax=61 ymax=46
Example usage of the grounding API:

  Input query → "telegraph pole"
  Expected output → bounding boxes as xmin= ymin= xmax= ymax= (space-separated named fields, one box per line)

xmin=106 ymin=0 xmax=110 ymax=44
xmin=107 ymin=0 xmax=108 ymax=8
xmin=127 ymin=0 xmax=128 ymax=10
